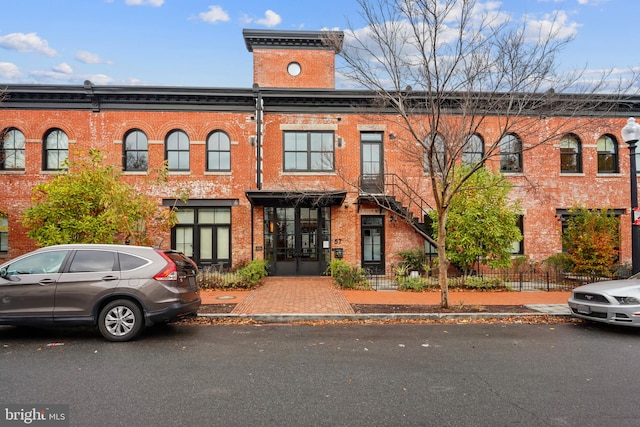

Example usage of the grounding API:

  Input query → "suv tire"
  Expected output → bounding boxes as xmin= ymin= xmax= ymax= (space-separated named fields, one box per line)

xmin=98 ymin=299 xmax=144 ymax=342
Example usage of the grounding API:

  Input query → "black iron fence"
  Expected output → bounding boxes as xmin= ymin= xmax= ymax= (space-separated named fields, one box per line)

xmin=364 ymin=266 xmax=632 ymax=292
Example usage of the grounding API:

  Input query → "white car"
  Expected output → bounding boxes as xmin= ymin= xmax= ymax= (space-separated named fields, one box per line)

xmin=568 ymin=273 xmax=640 ymax=326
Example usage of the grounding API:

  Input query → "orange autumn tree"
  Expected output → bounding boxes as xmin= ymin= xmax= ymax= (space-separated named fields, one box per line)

xmin=562 ymin=206 xmax=620 ymax=275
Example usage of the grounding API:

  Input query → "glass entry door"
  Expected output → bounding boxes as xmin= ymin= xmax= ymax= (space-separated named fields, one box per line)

xmin=264 ymin=207 xmax=327 ymax=276
xmin=361 ymin=216 xmax=385 ymax=274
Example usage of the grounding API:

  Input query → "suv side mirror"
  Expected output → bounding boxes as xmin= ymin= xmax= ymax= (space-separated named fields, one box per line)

xmin=0 ymin=267 xmax=7 ymax=279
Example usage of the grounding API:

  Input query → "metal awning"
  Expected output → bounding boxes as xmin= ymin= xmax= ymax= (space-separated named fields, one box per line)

xmin=245 ymin=190 xmax=347 ymax=207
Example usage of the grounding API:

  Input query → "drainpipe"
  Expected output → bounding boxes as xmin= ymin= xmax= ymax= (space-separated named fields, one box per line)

xmin=253 ymin=83 xmax=263 ymax=190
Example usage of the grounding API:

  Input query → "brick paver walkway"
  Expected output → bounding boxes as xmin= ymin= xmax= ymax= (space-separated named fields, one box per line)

xmin=199 ymin=277 xmax=572 ymax=314
xmin=230 ymin=276 xmax=355 ymax=314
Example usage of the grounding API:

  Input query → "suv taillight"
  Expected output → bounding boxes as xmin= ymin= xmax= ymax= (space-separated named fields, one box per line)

xmin=154 ymin=251 xmax=178 ymax=281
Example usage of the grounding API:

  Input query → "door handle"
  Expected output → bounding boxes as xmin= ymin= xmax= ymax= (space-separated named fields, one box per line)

xmin=38 ymin=278 xmax=56 ymax=285
xmin=101 ymin=275 xmax=119 ymax=281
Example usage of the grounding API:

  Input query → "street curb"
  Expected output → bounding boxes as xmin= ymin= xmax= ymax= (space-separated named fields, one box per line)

xmin=197 ymin=312 xmax=572 ymax=323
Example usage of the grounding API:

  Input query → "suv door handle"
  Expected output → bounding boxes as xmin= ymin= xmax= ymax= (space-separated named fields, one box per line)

xmin=38 ymin=278 xmax=56 ymax=285
xmin=101 ymin=275 xmax=119 ymax=281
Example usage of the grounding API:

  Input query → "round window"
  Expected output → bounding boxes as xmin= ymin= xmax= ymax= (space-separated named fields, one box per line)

xmin=287 ymin=62 xmax=301 ymax=77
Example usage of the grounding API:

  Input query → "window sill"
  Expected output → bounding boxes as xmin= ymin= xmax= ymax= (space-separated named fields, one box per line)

xmin=204 ymin=171 xmax=232 ymax=176
xmin=0 ymin=170 xmax=25 ymax=175
xmin=122 ymin=171 xmax=149 ymax=176
xmin=282 ymin=171 xmax=337 ymax=176
xmin=559 ymin=172 xmax=585 ymax=177
xmin=40 ymin=169 xmax=68 ymax=174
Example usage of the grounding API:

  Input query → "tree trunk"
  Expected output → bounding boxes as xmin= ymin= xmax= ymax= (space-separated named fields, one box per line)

xmin=437 ymin=209 xmax=449 ymax=308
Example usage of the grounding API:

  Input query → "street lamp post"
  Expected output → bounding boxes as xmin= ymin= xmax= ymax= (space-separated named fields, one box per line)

xmin=622 ymin=117 xmax=640 ymax=275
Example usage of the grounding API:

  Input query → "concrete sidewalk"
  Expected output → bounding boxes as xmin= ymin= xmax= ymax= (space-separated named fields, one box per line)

xmin=198 ymin=276 xmax=573 ymax=322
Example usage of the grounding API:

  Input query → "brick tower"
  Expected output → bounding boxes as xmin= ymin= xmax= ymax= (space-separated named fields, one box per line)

xmin=243 ymin=29 xmax=344 ymax=89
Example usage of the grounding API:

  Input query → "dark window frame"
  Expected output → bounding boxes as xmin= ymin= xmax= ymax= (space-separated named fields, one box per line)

xmin=462 ymin=133 xmax=484 ymax=166
xmin=560 ymin=134 xmax=582 ymax=173
xmin=43 ymin=128 xmax=69 ymax=171
xmin=500 ymin=133 xmax=522 ymax=173
xmin=165 ymin=130 xmax=190 ymax=171
xmin=171 ymin=207 xmax=232 ymax=268
xmin=0 ymin=214 xmax=7 ymax=253
xmin=123 ymin=129 xmax=149 ymax=172
xmin=1 ymin=128 xmax=26 ymax=171
xmin=597 ymin=134 xmax=619 ymax=174
xmin=509 ymin=215 xmax=524 ymax=255
xmin=283 ymin=131 xmax=335 ymax=172
xmin=423 ymin=133 xmax=446 ymax=174
xmin=206 ymin=130 xmax=231 ymax=172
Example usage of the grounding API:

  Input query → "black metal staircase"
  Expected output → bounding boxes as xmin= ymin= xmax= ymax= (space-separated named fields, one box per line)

xmin=359 ymin=174 xmax=437 ymax=246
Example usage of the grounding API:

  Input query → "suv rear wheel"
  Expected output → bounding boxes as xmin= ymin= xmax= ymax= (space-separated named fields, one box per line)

xmin=98 ymin=299 xmax=143 ymax=342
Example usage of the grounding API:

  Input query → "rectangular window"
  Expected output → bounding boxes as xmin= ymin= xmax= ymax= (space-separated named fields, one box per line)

xmin=0 ymin=215 xmax=7 ymax=253
xmin=172 ymin=207 xmax=231 ymax=267
xmin=508 ymin=215 xmax=524 ymax=255
xmin=284 ymin=131 xmax=334 ymax=172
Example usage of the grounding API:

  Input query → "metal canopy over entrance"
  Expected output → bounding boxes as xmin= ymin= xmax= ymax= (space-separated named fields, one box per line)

xmin=247 ymin=190 xmax=345 ymax=276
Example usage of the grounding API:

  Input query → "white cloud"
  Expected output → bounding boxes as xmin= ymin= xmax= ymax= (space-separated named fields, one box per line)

xmin=52 ymin=63 xmax=73 ymax=74
xmin=255 ymin=10 xmax=282 ymax=28
xmin=0 ymin=32 xmax=57 ymax=56
xmin=199 ymin=5 xmax=230 ymax=24
xmin=125 ymin=0 xmax=164 ymax=6
xmin=28 ymin=67 xmax=118 ymax=85
xmin=523 ymin=10 xmax=580 ymax=41
xmin=76 ymin=50 xmax=112 ymax=64
xmin=0 ymin=62 xmax=22 ymax=80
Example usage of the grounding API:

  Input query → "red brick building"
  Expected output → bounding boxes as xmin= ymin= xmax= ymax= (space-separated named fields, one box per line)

xmin=0 ymin=29 xmax=638 ymax=275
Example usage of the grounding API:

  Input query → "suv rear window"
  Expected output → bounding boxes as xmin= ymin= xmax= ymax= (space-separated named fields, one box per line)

xmin=118 ymin=253 xmax=150 ymax=271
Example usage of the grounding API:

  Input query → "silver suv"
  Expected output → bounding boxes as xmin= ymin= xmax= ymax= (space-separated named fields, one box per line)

xmin=0 ymin=244 xmax=201 ymax=341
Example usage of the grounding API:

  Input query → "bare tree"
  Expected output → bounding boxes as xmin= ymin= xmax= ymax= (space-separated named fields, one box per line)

xmin=326 ymin=0 xmax=639 ymax=307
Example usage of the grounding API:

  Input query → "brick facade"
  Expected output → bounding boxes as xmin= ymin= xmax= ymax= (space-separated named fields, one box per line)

xmin=0 ymin=29 xmax=638 ymax=276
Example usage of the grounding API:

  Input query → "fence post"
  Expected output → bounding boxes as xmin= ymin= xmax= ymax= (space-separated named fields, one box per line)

xmin=546 ymin=272 xmax=550 ymax=291
xmin=519 ymin=272 xmax=523 ymax=291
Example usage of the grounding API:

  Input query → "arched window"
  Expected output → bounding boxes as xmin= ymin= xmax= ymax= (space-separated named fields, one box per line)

xmin=43 ymin=129 xmax=68 ymax=170
xmin=500 ymin=133 xmax=522 ymax=173
xmin=123 ymin=130 xmax=148 ymax=171
xmin=424 ymin=133 xmax=446 ymax=174
xmin=1 ymin=128 xmax=25 ymax=170
xmin=597 ymin=134 xmax=618 ymax=173
xmin=560 ymin=134 xmax=582 ymax=173
xmin=462 ymin=133 xmax=484 ymax=165
xmin=206 ymin=130 xmax=231 ymax=171
xmin=165 ymin=130 xmax=190 ymax=171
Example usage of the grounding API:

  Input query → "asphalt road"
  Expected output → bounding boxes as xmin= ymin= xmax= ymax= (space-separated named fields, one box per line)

xmin=1 ymin=321 xmax=640 ymax=427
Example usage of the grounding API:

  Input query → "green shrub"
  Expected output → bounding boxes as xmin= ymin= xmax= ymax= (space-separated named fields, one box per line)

xmin=325 ymin=260 xmax=369 ymax=289
xmin=397 ymin=248 xmax=427 ymax=272
xmin=198 ymin=259 xmax=269 ymax=289
xmin=543 ymin=253 xmax=574 ymax=272
xmin=462 ymin=276 xmax=505 ymax=290
xmin=399 ymin=276 xmax=429 ymax=291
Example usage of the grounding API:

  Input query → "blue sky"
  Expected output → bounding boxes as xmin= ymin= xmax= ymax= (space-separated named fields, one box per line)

xmin=0 ymin=0 xmax=635 ymax=89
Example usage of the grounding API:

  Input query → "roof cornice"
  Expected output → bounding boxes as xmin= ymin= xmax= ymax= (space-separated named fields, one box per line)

xmin=242 ymin=29 xmax=343 ymax=53
xmin=1 ymin=82 xmax=639 ymax=117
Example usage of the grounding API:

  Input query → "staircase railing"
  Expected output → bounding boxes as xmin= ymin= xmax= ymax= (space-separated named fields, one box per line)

xmin=359 ymin=174 xmax=436 ymax=245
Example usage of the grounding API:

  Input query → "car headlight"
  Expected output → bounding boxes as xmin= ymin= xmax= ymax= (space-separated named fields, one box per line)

xmin=614 ymin=296 xmax=640 ymax=305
